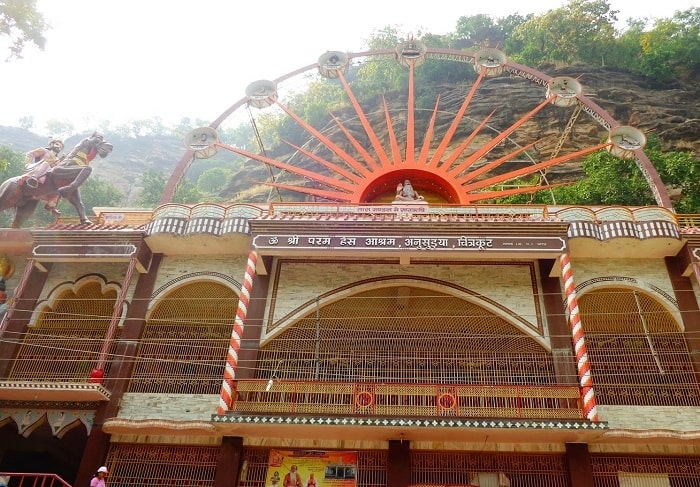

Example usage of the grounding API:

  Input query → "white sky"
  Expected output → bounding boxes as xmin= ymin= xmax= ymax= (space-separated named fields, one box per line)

xmin=0 ymin=0 xmax=695 ymax=134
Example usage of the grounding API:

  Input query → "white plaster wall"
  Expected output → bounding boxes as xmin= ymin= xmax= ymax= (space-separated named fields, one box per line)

xmin=267 ymin=260 xmax=540 ymax=332
xmin=569 ymin=258 xmax=674 ymax=299
xmin=599 ymin=405 xmax=700 ymax=432
xmin=41 ymin=262 xmax=136 ymax=301
xmin=117 ymin=392 xmax=219 ymax=421
xmin=153 ymin=255 xmax=248 ymax=296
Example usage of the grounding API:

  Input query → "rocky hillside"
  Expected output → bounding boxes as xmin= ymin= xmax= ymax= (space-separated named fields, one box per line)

xmin=1 ymin=65 xmax=697 ymax=206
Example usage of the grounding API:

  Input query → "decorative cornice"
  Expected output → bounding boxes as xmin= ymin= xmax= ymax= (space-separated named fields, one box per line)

xmin=567 ymin=219 xmax=680 ymax=241
xmin=0 ymin=407 xmax=95 ymax=437
xmin=211 ymin=414 xmax=608 ymax=431
xmin=103 ymin=418 xmax=217 ymax=435
xmin=603 ymin=429 xmax=700 ymax=440
xmin=0 ymin=381 xmax=111 ymax=402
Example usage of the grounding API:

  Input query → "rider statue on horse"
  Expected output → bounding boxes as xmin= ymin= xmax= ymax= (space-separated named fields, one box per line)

xmin=0 ymin=132 xmax=113 ymax=228
xmin=52 ymin=132 xmax=113 ymax=197
xmin=23 ymin=138 xmax=65 ymax=215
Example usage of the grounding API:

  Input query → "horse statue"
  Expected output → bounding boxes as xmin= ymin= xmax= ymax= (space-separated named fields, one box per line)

xmin=0 ymin=133 xmax=113 ymax=228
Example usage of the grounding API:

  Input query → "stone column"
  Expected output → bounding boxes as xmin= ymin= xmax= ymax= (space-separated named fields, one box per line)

xmin=214 ymin=437 xmax=245 ymax=487
xmin=102 ymin=254 xmax=163 ymax=418
xmin=565 ymin=443 xmax=594 ymax=487
xmin=387 ymin=439 xmax=410 ymax=487
xmin=73 ymin=426 xmax=110 ymax=487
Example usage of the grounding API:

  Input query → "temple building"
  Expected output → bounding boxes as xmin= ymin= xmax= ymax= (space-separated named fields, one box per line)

xmin=1 ymin=41 xmax=699 ymax=487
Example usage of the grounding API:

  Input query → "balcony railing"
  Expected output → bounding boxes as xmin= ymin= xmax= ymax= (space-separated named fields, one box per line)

xmin=232 ymin=380 xmax=583 ymax=419
xmin=0 ymin=472 xmax=72 ymax=487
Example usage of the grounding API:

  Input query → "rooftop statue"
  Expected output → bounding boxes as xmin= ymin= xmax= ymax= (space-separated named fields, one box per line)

xmin=23 ymin=138 xmax=65 ymax=215
xmin=0 ymin=132 xmax=113 ymax=228
xmin=393 ymin=179 xmax=425 ymax=203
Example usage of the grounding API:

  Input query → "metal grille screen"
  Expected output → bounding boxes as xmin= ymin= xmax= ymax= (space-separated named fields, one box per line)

xmin=579 ymin=288 xmax=700 ymax=406
xmin=128 ymin=281 xmax=237 ymax=394
xmin=591 ymin=455 xmax=700 ymax=486
xmin=105 ymin=443 xmax=219 ymax=487
xmin=411 ymin=451 xmax=569 ymax=487
xmin=9 ymin=281 xmax=119 ymax=380
xmin=259 ymin=287 xmax=554 ymax=385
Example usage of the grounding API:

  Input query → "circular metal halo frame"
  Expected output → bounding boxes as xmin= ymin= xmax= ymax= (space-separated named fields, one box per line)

xmin=164 ymin=45 xmax=670 ymax=208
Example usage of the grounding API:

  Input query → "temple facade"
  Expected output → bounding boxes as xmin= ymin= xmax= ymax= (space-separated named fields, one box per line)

xmin=1 ymin=42 xmax=699 ymax=487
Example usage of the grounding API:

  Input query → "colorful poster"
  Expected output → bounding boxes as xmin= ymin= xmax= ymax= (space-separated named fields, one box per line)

xmin=267 ymin=450 xmax=358 ymax=487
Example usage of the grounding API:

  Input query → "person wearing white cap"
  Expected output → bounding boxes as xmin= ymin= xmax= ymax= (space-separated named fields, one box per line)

xmin=90 ymin=467 xmax=109 ymax=487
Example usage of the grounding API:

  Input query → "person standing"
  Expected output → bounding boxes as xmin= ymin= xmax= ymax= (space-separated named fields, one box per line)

xmin=306 ymin=472 xmax=317 ymax=487
xmin=90 ymin=466 xmax=109 ymax=487
xmin=283 ymin=465 xmax=303 ymax=487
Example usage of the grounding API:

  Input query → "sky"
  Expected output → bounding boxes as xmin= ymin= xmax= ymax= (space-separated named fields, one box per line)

xmin=0 ymin=0 xmax=695 ymax=135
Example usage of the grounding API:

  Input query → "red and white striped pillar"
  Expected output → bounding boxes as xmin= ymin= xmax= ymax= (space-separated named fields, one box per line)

xmin=218 ymin=250 xmax=258 ymax=414
xmin=560 ymin=252 xmax=599 ymax=421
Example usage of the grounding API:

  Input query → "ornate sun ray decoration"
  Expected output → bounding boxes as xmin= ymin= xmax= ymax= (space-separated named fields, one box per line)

xmin=176 ymin=40 xmax=671 ymax=207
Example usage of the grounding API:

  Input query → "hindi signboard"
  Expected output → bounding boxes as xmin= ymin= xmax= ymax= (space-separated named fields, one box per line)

xmin=266 ymin=450 xmax=358 ymax=487
xmin=252 ymin=234 xmax=566 ymax=253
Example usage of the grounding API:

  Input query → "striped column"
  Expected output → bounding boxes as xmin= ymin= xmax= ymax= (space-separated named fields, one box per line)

xmin=560 ymin=253 xmax=599 ymax=421
xmin=218 ymin=250 xmax=258 ymax=414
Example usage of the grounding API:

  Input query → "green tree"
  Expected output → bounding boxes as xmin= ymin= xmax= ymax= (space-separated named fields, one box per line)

xmin=553 ymin=151 xmax=655 ymax=206
xmin=511 ymin=0 xmax=618 ymax=66
xmin=498 ymin=14 xmax=533 ymax=55
xmin=175 ymin=117 xmax=194 ymax=136
xmin=0 ymin=0 xmax=48 ymax=60
xmin=252 ymin=111 xmax=285 ymax=149
xmin=354 ymin=26 xmax=408 ymax=98
xmin=500 ymin=138 xmax=700 ymax=213
xmin=135 ymin=169 xmax=167 ymax=208
xmin=638 ymin=8 xmax=700 ymax=81
xmin=606 ymin=19 xmax=646 ymax=72
xmin=287 ymin=79 xmax=345 ymax=130
xmin=174 ymin=179 xmax=203 ymax=204
xmin=0 ymin=144 xmax=24 ymax=178
xmin=136 ymin=169 xmax=204 ymax=207
xmin=220 ymin=122 xmax=255 ymax=151
xmin=197 ymin=167 xmax=230 ymax=193
xmin=643 ymin=136 xmax=700 ymax=213
xmin=454 ymin=14 xmax=504 ymax=49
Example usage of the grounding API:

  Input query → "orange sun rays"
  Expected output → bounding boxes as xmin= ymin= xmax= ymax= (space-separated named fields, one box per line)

xmin=219 ymin=54 xmax=597 ymax=205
